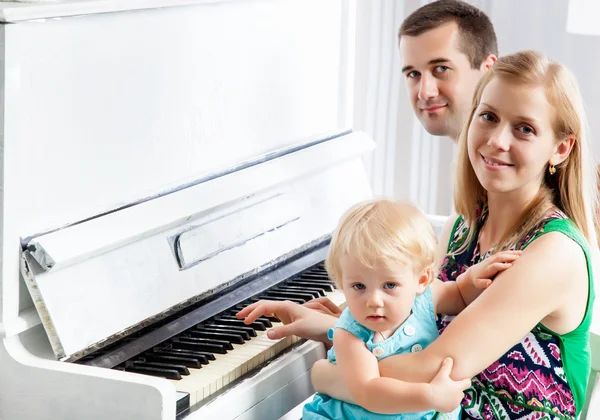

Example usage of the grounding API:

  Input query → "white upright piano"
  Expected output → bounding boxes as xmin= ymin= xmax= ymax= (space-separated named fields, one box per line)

xmin=0 ymin=1 xmax=374 ymax=419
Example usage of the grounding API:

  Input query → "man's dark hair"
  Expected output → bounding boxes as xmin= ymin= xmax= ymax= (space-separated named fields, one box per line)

xmin=399 ymin=0 xmax=498 ymax=68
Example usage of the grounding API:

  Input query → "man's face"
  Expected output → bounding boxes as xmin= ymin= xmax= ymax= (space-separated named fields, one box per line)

xmin=400 ymin=22 xmax=486 ymax=140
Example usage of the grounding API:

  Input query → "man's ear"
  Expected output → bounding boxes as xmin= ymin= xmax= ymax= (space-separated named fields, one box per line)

xmin=479 ymin=54 xmax=497 ymax=72
xmin=416 ymin=268 xmax=432 ymax=294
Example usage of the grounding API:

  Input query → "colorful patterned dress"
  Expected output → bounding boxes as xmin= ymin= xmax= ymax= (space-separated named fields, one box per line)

xmin=437 ymin=207 xmax=595 ymax=420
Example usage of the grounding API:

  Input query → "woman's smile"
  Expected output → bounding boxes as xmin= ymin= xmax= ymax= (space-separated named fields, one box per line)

xmin=481 ymin=154 xmax=514 ymax=170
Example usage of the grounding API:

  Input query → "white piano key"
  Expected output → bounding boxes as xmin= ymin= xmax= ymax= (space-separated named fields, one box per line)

xmin=170 ymin=288 xmax=346 ymax=407
xmin=187 ymin=339 xmax=328 ymax=420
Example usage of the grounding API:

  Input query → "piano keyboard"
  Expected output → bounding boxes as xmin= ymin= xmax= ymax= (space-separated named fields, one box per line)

xmin=113 ymin=263 xmax=345 ymax=409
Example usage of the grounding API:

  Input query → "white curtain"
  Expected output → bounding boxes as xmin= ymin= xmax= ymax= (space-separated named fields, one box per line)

xmin=354 ymin=0 xmax=600 ymax=217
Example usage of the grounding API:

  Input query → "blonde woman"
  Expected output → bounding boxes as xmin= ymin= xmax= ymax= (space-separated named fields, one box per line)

xmin=238 ymin=51 xmax=598 ymax=419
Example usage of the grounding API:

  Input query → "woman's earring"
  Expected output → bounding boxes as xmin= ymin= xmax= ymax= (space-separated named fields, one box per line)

xmin=549 ymin=164 xmax=556 ymax=175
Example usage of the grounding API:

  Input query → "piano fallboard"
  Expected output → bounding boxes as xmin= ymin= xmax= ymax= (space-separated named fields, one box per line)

xmin=76 ymin=244 xmax=345 ymax=417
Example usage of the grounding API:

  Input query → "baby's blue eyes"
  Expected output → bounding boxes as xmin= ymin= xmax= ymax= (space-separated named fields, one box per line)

xmin=351 ymin=283 xmax=397 ymax=290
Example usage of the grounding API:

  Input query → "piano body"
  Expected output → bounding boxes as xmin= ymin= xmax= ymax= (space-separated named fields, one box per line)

xmin=0 ymin=1 xmax=375 ymax=419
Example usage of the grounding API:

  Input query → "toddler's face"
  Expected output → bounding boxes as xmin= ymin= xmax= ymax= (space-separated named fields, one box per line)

xmin=339 ymin=255 xmax=428 ymax=334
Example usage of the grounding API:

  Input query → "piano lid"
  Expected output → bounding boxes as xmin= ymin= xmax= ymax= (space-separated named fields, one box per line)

xmin=0 ymin=0 xmax=354 ymax=338
xmin=20 ymin=131 xmax=374 ymax=361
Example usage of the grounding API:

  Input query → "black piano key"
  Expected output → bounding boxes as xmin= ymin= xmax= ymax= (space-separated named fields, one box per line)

xmin=300 ymin=273 xmax=331 ymax=280
xmin=158 ymin=347 xmax=214 ymax=362
xmin=256 ymin=295 xmax=306 ymax=305
xmin=195 ymin=325 xmax=252 ymax=340
xmin=132 ymin=361 xmax=190 ymax=376
xmin=254 ymin=316 xmax=273 ymax=328
xmin=288 ymin=280 xmax=335 ymax=292
xmin=221 ymin=309 xmax=253 ymax=319
xmin=176 ymin=336 xmax=233 ymax=351
xmin=290 ymin=275 xmax=330 ymax=283
xmin=262 ymin=290 xmax=314 ymax=302
xmin=123 ymin=365 xmax=182 ymax=380
xmin=296 ymin=278 xmax=332 ymax=285
xmin=272 ymin=285 xmax=323 ymax=298
xmin=218 ymin=314 xmax=272 ymax=329
xmin=142 ymin=353 xmax=202 ymax=369
xmin=184 ymin=330 xmax=245 ymax=345
xmin=171 ymin=338 xmax=228 ymax=354
xmin=209 ymin=318 xmax=266 ymax=331
xmin=266 ymin=315 xmax=281 ymax=323
xmin=227 ymin=305 xmax=279 ymax=323
xmin=202 ymin=323 xmax=258 ymax=337
xmin=254 ymin=314 xmax=280 ymax=323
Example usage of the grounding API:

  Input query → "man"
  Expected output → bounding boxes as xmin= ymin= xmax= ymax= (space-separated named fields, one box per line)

xmin=398 ymin=0 xmax=498 ymax=143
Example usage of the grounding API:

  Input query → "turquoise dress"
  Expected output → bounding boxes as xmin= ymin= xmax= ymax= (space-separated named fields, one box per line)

xmin=303 ymin=286 xmax=461 ymax=420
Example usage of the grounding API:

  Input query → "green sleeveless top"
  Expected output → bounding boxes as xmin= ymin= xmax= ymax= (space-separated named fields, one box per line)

xmin=438 ymin=212 xmax=595 ymax=419
xmin=539 ymin=219 xmax=595 ymax=415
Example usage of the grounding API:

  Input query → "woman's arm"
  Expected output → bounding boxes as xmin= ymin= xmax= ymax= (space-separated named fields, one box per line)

xmin=329 ymin=329 xmax=470 ymax=414
xmin=315 ymin=232 xmax=587 ymax=398
xmin=380 ymin=232 xmax=587 ymax=382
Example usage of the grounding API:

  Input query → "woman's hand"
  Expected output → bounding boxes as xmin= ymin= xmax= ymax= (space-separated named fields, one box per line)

xmin=236 ymin=299 xmax=337 ymax=343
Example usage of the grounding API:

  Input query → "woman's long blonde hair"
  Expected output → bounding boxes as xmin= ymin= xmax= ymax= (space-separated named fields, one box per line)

xmin=454 ymin=50 xmax=599 ymax=252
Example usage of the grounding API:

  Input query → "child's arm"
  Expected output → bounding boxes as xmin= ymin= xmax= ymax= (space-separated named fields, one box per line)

xmin=455 ymin=250 xmax=522 ymax=306
xmin=430 ymin=280 xmax=466 ymax=316
xmin=431 ymin=250 xmax=522 ymax=315
xmin=326 ymin=328 xmax=470 ymax=414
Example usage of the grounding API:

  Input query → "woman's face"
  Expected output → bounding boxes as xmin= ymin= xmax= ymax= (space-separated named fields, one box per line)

xmin=467 ymin=77 xmax=559 ymax=197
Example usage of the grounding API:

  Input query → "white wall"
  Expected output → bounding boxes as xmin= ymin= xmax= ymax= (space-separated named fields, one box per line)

xmin=482 ymin=0 xmax=600 ymax=161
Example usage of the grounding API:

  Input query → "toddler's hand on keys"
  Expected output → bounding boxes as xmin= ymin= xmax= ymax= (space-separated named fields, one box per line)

xmin=466 ymin=250 xmax=522 ymax=289
xmin=429 ymin=358 xmax=471 ymax=413
xmin=235 ymin=300 xmax=336 ymax=343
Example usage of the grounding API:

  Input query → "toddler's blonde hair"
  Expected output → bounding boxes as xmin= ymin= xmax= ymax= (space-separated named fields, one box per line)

xmin=326 ymin=199 xmax=437 ymax=288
